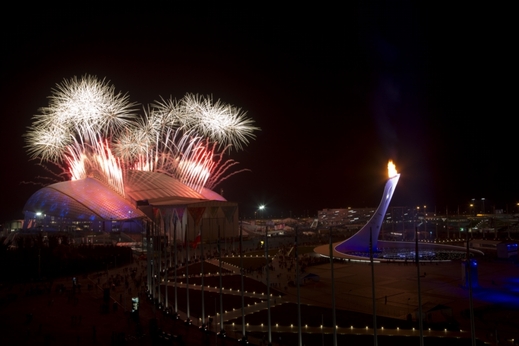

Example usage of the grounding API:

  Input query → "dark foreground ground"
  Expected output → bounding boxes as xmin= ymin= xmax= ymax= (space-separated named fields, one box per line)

xmin=0 ymin=264 xmax=246 ymax=346
xmin=0 ymin=259 xmax=494 ymax=346
xmin=0 ymin=279 xmax=486 ymax=346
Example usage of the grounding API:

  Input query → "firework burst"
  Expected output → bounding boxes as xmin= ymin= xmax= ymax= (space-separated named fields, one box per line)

xmin=25 ymin=76 xmax=259 ymax=196
xmin=156 ymin=93 xmax=259 ymax=151
xmin=25 ymin=75 xmax=138 ymax=162
xmin=47 ymin=75 xmax=138 ymax=138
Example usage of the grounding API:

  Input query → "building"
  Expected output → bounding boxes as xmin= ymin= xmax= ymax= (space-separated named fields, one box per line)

xmin=22 ymin=171 xmax=239 ymax=244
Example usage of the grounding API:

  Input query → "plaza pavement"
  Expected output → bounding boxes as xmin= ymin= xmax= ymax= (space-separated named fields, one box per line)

xmin=164 ymin=246 xmax=519 ymax=345
xmin=1 ymin=245 xmax=518 ymax=345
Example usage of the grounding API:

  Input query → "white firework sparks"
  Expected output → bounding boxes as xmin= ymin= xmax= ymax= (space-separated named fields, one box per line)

xmin=156 ymin=93 xmax=259 ymax=151
xmin=48 ymin=75 xmax=138 ymax=137
xmin=65 ymin=138 xmax=125 ymax=196
xmin=25 ymin=75 xmax=138 ymax=162
xmin=25 ymin=76 xmax=259 ymax=196
xmin=24 ymin=119 xmax=72 ymax=162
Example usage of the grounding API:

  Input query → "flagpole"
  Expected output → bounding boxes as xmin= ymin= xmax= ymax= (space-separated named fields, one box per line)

xmin=200 ymin=221 xmax=205 ymax=326
xmin=218 ymin=224 xmax=225 ymax=335
xmin=158 ymin=218 xmax=162 ymax=307
xmin=265 ymin=225 xmax=272 ymax=346
xmin=224 ymin=218 xmax=227 ymax=255
xmin=415 ymin=226 xmax=424 ymax=346
xmin=152 ymin=219 xmax=157 ymax=302
xmin=165 ymin=220 xmax=169 ymax=310
xmin=329 ymin=227 xmax=337 ymax=346
xmin=370 ymin=227 xmax=378 ymax=346
xmin=239 ymin=222 xmax=247 ymax=342
xmin=146 ymin=220 xmax=151 ymax=296
xmin=151 ymin=220 xmax=155 ymax=301
xmin=174 ymin=214 xmax=178 ymax=317
xmin=467 ymin=230 xmax=476 ymax=346
xmin=232 ymin=220 xmax=236 ymax=253
xmin=296 ymin=226 xmax=302 ymax=346
xmin=169 ymin=215 xmax=173 ymax=268
xmin=185 ymin=222 xmax=191 ymax=323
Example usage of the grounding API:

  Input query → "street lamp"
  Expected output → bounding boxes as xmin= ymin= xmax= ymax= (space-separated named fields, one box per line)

xmin=258 ymin=205 xmax=265 ymax=220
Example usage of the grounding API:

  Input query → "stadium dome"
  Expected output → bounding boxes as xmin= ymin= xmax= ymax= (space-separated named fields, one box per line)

xmin=22 ymin=171 xmax=233 ymax=236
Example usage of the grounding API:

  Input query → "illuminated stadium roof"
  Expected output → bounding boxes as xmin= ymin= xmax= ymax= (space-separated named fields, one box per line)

xmin=23 ymin=171 xmax=227 ymax=222
xmin=124 ymin=170 xmax=219 ymax=206
xmin=24 ymin=178 xmax=145 ymax=221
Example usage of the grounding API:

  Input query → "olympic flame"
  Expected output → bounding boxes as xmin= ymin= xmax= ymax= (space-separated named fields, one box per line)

xmin=388 ymin=160 xmax=398 ymax=178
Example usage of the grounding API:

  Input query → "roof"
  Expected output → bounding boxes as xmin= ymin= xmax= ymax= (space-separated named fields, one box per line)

xmin=24 ymin=178 xmax=146 ymax=221
xmin=23 ymin=171 xmax=227 ymax=222
xmin=124 ymin=170 xmax=210 ymax=205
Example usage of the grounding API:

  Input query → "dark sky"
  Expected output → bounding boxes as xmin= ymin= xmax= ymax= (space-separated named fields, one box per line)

xmin=0 ymin=3 xmax=514 ymax=221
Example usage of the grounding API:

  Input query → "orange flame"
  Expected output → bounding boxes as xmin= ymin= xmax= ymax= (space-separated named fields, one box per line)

xmin=388 ymin=160 xmax=398 ymax=178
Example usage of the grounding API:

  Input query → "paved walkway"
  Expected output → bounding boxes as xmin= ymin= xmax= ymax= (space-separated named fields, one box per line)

xmin=175 ymin=254 xmax=487 ymax=341
xmin=230 ymin=247 xmax=517 ymax=345
xmin=2 ymin=247 xmax=518 ymax=345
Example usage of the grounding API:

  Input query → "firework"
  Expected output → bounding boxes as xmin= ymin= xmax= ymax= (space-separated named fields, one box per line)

xmin=24 ymin=119 xmax=72 ymax=162
xmin=25 ymin=76 xmax=259 ymax=196
xmin=49 ymin=75 xmax=137 ymax=136
xmin=25 ymin=75 xmax=138 ymax=161
xmin=204 ymin=150 xmax=250 ymax=191
xmin=156 ymin=93 xmax=259 ymax=151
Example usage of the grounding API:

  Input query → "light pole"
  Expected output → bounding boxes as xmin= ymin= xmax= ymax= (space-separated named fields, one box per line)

xmin=258 ymin=205 xmax=265 ymax=220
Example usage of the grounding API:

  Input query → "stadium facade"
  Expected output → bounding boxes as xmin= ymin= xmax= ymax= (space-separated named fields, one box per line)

xmin=22 ymin=171 xmax=239 ymax=244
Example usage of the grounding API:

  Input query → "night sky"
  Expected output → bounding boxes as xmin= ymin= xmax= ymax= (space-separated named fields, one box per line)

xmin=0 ymin=3 xmax=514 ymax=221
